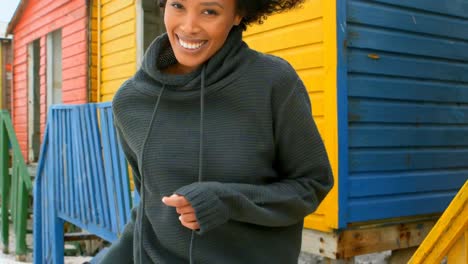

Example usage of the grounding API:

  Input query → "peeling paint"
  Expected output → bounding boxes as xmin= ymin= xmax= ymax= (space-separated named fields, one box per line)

xmin=367 ymin=54 xmax=380 ymax=60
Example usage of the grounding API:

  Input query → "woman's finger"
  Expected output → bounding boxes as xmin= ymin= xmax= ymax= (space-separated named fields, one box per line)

xmin=176 ymin=205 xmax=195 ymax=215
xmin=179 ymin=213 xmax=197 ymax=223
xmin=162 ymin=194 xmax=190 ymax=207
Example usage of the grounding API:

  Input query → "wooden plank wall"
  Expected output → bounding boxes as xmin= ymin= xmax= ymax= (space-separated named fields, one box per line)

xmin=10 ymin=0 xmax=88 ymax=158
xmin=346 ymin=0 xmax=468 ymax=223
xmin=243 ymin=0 xmax=339 ymax=231
xmin=99 ymin=0 xmax=137 ymax=102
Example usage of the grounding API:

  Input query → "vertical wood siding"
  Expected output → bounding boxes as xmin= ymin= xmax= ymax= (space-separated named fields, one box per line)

xmin=345 ymin=0 xmax=468 ymax=223
xmin=90 ymin=0 xmax=98 ymax=102
xmin=98 ymin=0 xmax=137 ymax=102
xmin=10 ymin=0 xmax=88 ymax=158
xmin=244 ymin=0 xmax=339 ymax=231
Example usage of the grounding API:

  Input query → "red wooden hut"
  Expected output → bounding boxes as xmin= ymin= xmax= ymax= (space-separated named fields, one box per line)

xmin=6 ymin=0 xmax=89 ymax=162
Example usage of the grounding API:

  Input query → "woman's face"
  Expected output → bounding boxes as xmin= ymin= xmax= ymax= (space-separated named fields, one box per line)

xmin=163 ymin=0 xmax=242 ymax=74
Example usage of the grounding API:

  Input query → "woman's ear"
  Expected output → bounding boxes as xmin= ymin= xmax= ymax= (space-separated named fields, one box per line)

xmin=233 ymin=15 xmax=243 ymax=26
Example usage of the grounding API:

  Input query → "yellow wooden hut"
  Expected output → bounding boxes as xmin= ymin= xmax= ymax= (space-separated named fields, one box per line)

xmin=91 ymin=0 xmax=338 ymax=234
xmin=91 ymin=0 xmax=338 ymax=232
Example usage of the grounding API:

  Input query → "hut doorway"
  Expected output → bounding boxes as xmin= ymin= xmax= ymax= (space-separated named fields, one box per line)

xmin=27 ymin=39 xmax=40 ymax=162
xmin=137 ymin=0 xmax=165 ymax=65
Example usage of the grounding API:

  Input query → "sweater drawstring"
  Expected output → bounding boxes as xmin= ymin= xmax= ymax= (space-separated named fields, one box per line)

xmin=189 ymin=65 xmax=206 ymax=264
xmin=139 ymin=85 xmax=165 ymax=264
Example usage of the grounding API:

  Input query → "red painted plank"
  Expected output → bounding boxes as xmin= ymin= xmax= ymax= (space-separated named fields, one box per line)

xmin=62 ymin=52 xmax=87 ymax=70
xmin=62 ymin=65 xmax=87 ymax=80
xmin=63 ymin=41 xmax=87 ymax=59
xmin=62 ymin=17 xmax=88 ymax=37
xmin=62 ymin=30 xmax=87 ymax=48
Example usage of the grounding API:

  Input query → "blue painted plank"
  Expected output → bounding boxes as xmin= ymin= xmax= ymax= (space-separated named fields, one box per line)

xmin=66 ymin=110 xmax=76 ymax=219
xmin=349 ymin=169 xmax=468 ymax=197
xmin=371 ymin=0 xmax=468 ymax=19
xmin=106 ymin=112 xmax=127 ymax=233
xmin=348 ymin=24 xmax=468 ymax=61
xmin=100 ymin=108 xmax=119 ymax=234
xmin=349 ymin=149 xmax=468 ymax=172
xmin=50 ymin=110 xmax=65 ymax=264
xmin=87 ymin=104 xmax=105 ymax=227
xmin=348 ymin=49 xmax=468 ymax=83
xmin=82 ymin=106 xmax=98 ymax=224
xmin=349 ymin=126 xmax=468 ymax=147
xmin=110 ymin=107 xmax=132 ymax=227
xmin=72 ymin=108 xmax=87 ymax=223
xmin=59 ymin=111 xmax=65 ymax=215
xmin=348 ymin=191 xmax=457 ymax=222
xmin=349 ymin=95 xmax=468 ymax=122
xmin=33 ymin=122 xmax=49 ymax=264
xmin=52 ymin=112 xmax=59 ymax=215
xmin=348 ymin=1 xmax=468 ymax=40
xmin=94 ymin=107 xmax=111 ymax=229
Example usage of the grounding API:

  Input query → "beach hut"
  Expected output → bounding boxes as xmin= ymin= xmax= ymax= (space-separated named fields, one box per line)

xmin=6 ymin=0 xmax=90 ymax=162
xmin=243 ymin=0 xmax=468 ymax=261
xmin=91 ymin=0 xmax=164 ymax=102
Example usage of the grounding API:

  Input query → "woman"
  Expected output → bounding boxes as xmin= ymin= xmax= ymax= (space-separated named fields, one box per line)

xmin=99 ymin=0 xmax=333 ymax=263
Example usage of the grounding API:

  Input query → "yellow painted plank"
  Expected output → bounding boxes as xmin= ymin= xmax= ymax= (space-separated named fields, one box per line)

xmin=102 ymin=20 xmax=136 ymax=44
xmin=410 ymin=181 xmax=468 ymax=264
xmin=314 ymin=118 xmax=326 ymax=141
xmin=318 ymin=0 xmax=338 ymax=230
xmin=102 ymin=0 xmax=133 ymax=17
xmin=297 ymin=68 xmax=326 ymax=93
xmin=271 ymin=44 xmax=324 ymax=70
xmin=447 ymin=231 xmax=467 ymax=264
xmin=244 ymin=0 xmax=322 ymax=36
xmin=102 ymin=48 xmax=135 ymax=69
xmin=102 ymin=62 xmax=136 ymax=82
xmin=102 ymin=34 xmax=136 ymax=56
xmin=244 ymin=18 xmax=323 ymax=53
xmin=304 ymin=213 xmax=333 ymax=232
xmin=100 ymin=78 xmax=129 ymax=102
xmin=310 ymin=92 xmax=325 ymax=117
xmin=102 ymin=5 xmax=134 ymax=29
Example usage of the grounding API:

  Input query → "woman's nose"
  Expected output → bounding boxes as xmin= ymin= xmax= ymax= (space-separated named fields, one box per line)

xmin=180 ymin=13 xmax=201 ymax=34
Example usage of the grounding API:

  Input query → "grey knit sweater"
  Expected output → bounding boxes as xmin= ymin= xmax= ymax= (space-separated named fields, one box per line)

xmin=99 ymin=26 xmax=333 ymax=264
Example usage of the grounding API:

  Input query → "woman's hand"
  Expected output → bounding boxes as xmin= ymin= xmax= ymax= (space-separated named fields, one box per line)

xmin=162 ymin=194 xmax=200 ymax=231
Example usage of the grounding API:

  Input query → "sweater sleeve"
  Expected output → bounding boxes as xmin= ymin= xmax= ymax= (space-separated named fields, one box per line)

xmin=98 ymin=123 xmax=140 ymax=264
xmin=175 ymin=78 xmax=334 ymax=234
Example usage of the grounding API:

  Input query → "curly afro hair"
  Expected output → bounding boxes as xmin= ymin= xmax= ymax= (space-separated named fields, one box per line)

xmin=157 ymin=0 xmax=305 ymax=31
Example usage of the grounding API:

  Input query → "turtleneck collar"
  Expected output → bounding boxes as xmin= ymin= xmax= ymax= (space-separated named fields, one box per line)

xmin=135 ymin=26 xmax=256 ymax=97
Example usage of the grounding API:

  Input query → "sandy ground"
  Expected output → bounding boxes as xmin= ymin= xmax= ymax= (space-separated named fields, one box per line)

xmin=0 ymin=223 xmax=392 ymax=264
xmin=0 ymin=226 xmax=92 ymax=264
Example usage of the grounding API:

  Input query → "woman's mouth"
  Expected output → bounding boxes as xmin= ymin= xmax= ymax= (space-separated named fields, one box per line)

xmin=177 ymin=35 xmax=207 ymax=51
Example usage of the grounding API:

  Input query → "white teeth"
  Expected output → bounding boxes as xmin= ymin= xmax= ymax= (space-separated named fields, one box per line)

xmin=178 ymin=37 xmax=205 ymax=50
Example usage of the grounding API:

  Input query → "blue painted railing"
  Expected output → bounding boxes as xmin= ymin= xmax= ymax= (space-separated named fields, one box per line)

xmin=33 ymin=103 xmax=132 ymax=264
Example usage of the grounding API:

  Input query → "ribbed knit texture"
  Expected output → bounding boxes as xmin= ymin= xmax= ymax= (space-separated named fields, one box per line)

xmin=98 ymin=26 xmax=333 ymax=264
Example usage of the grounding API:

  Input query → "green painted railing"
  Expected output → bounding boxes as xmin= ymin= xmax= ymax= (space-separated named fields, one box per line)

xmin=0 ymin=110 xmax=32 ymax=258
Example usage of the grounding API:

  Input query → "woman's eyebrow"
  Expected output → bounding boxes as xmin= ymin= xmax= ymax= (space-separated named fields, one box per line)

xmin=200 ymin=2 xmax=225 ymax=9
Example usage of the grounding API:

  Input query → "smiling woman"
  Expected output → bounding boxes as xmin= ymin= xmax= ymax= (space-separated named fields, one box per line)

xmin=97 ymin=0 xmax=333 ymax=263
xmin=162 ymin=0 xmax=242 ymax=74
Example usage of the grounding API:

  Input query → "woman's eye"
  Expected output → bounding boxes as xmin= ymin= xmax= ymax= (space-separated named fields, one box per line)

xmin=170 ymin=2 xmax=183 ymax=9
xmin=203 ymin=9 xmax=218 ymax=15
